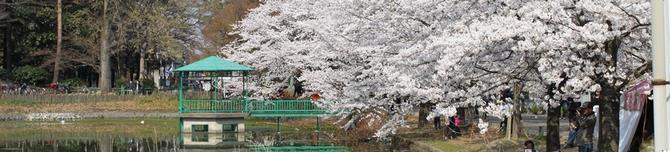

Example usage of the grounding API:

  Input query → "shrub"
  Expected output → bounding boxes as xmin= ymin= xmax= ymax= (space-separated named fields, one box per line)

xmin=529 ymin=103 xmax=541 ymax=115
xmin=12 ymin=66 xmax=49 ymax=85
xmin=141 ymin=79 xmax=155 ymax=91
xmin=0 ymin=67 xmax=9 ymax=79
xmin=62 ymin=78 xmax=85 ymax=87
xmin=115 ymin=77 xmax=129 ymax=88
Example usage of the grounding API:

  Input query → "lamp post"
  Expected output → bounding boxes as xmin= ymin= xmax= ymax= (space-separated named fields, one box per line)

xmin=651 ymin=0 xmax=670 ymax=150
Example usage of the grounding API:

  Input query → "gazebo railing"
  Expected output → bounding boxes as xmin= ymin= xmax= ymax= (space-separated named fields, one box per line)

xmin=248 ymin=100 xmax=327 ymax=117
xmin=181 ymin=99 xmax=246 ymax=113
xmin=248 ymin=100 xmax=324 ymax=112
xmin=180 ymin=99 xmax=328 ymax=117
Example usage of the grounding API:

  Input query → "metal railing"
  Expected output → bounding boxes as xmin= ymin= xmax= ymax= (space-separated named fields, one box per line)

xmin=180 ymin=99 xmax=328 ymax=117
xmin=248 ymin=100 xmax=326 ymax=112
xmin=181 ymin=99 xmax=246 ymax=113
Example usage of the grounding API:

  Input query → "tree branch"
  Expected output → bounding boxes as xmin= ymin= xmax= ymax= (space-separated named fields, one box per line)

xmin=611 ymin=2 xmax=641 ymax=25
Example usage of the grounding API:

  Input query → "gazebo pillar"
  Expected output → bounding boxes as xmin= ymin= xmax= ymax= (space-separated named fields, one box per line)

xmin=179 ymin=72 xmax=184 ymax=113
xmin=243 ymin=72 xmax=248 ymax=112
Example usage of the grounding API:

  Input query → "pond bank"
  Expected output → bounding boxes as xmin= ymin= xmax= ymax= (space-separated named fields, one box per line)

xmin=0 ymin=95 xmax=177 ymax=114
xmin=0 ymin=112 xmax=177 ymax=121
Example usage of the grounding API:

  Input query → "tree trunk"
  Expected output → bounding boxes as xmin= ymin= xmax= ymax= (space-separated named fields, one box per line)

xmin=52 ymin=142 xmax=58 ymax=152
xmin=598 ymin=84 xmax=619 ymax=152
xmin=52 ymin=0 xmax=62 ymax=83
xmin=546 ymin=104 xmax=561 ymax=151
xmin=418 ymin=103 xmax=430 ymax=128
xmin=596 ymin=35 xmax=621 ymax=152
xmin=139 ymin=51 xmax=146 ymax=80
xmin=511 ymin=83 xmax=523 ymax=138
xmin=98 ymin=136 xmax=112 ymax=152
xmin=125 ymin=52 xmax=132 ymax=80
xmin=506 ymin=115 xmax=512 ymax=139
xmin=3 ymin=26 xmax=12 ymax=70
xmin=116 ymin=54 xmax=125 ymax=81
xmin=98 ymin=0 xmax=112 ymax=93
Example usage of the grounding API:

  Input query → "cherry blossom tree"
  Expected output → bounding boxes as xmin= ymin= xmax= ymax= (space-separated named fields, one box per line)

xmin=431 ymin=0 xmax=650 ymax=151
xmin=231 ymin=1 xmax=650 ymax=151
xmin=229 ymin=0 xmax=481 ymax=138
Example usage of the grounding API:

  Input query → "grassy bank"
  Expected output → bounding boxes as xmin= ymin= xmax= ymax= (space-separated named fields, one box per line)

xmin=0 ymin=117 xmax=341 ymax=140
xmin=395 ymin=114 xmax=553 ymax=152
xmin=418 ymin=136 xmax=548 ymax=152
xmin=0 ymin=95 xmax=177 ymax=113
xmin=419 ymin=140 xmax=485 ymax=152
xmin=0 ymin=118 xmax=180 ymax=139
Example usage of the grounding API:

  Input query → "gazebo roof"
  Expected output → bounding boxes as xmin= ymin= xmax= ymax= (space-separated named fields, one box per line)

xmin=175 ymin=56 xmax=254 ymax=72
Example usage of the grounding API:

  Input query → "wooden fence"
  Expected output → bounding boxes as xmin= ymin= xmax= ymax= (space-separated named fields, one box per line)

xmin=0 ymin=90 xmax=178 ymax=103
xmin=0 ymin=94 xmax=143 ymax=103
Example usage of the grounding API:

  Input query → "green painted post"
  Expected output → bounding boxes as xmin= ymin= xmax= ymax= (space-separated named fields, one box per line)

xmin=212 ymin=72 xmax=217 ymax=112
xmin=316 ymin=117 xmax=320 ymax=132
xmin=179 ymin=118 xmax=184 ymax=146
xmin=275 ymin=100 xmax=279 ymax=116
xmin=276 ymin=117 xmax=280 ymax=133
xmin=243 ymin=72 xmax=248 ymax=113
xmin=179 ymin=72 xmax=184 ymax=113
xmin=316 ymin=117 xmax=320 ymax=144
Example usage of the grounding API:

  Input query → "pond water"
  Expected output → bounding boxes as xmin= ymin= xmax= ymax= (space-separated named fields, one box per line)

xmin=0 ymin=118 xmax=406 ymax=152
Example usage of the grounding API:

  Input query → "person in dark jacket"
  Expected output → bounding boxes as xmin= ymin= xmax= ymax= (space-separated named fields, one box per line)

xmin=576 ymin=103 xmax=596 ymax=152
xmin=524 ymin=140 xmax=538 ymax=152
xmin=563 ymin=100 xmax=581 ymax=148
xmin=446 ymin=116 xmax=461 ymax=139
xmin=564 ymin=117 xmax=578 ymax=148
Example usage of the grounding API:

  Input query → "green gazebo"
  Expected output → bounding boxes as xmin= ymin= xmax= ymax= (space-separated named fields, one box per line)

xmin=175 ymin=56 xmax=327 ymax=117
xmin=175 ymin=56 xmax=254 ymax=113
xmin=175 ymin=56 xmax=346 ymax=152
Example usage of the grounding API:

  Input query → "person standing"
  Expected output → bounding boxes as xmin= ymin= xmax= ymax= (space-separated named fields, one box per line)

xmin=453 ymin=115 xmax=461 ymax=136
xmin=563 ymin=99 xmax=580 ymax=148
xmin=564 ymin=117 xmax=578 ymax=148
xmin=524 ymin=140 xmax=538 ymax=152
xmin=560 ymin=100 xmax=568 ymax=118
xmin=444 ymin=115 xmax=451 ymax=140
xmin=446 ymin=116 xmax=460 ymax=139
xmin=499 ymin=117 xmax=507 ymax=133
xmin=576 ymin=103 xmax=596 ymax=152
xmin=433 ymin=115 xmax=441 ymax=129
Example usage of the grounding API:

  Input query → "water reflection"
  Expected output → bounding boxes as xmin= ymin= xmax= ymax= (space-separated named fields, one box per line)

xmin=0 ymin=119 xmax=409 ymax=152
xmin=180 ymin=132 xmax=245 ymax=150
xmin=179 ymin=131 xmax=347 ymax=151
xmin=0 ymin=136 xmax=180 ymax=152
xmin=0 ymin=133 xmax=354 ymax=152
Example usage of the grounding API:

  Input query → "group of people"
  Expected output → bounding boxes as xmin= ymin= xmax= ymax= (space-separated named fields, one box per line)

xmin=444 ymin=115 xmax=461 ymax=140
xmin=565 ymin=102 xmax=598 ymax=152
xmin=125 ymin=80 xmax=146 ymax=93
xmin=6 ymin=83 xmax=42 ymax=94
xmin=48 ymin=82 xmax=72 ymax=93
xmin=436 ymin=101 xmax=597 ymax=152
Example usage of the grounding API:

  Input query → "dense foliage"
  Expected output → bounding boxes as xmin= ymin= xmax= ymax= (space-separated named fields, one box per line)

xmin=0 ymin=0 xmax=245 ymax=91
xmin=12 ymin=66 xmax=49 ymax=85
xmin=232 ymin=0 xmax=650 ymax=150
